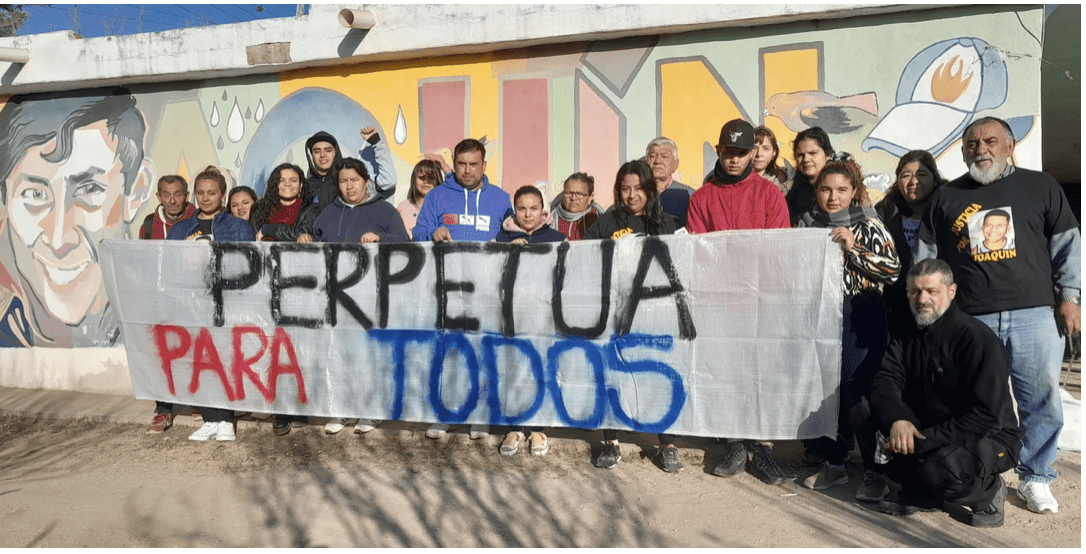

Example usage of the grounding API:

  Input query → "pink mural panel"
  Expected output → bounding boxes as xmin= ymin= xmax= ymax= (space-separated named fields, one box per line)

xmin=577 ymin=79 xmax=620 ymax=208
xmin=420 ymin=80 xmax=467 ymax=154
xmin=501 ymin=79 xmax=549 ymax=195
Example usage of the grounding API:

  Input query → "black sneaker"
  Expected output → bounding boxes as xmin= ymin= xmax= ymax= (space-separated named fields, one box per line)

xmin=595 ymin=442 xmax=621 ymax=469
xmin=969 ymin=476 xmax=1005 ymax=528
xmin=657 ymin=444 xmax=684 ymax=473
xmin=749 ymin=450 xmax=787 ymax=485
xmin=878 ymin=492 xmax=943 ymax=516
xmin=712 ymin=441 xmax=747 ymax=477
xmin=290 ymin=416 xmax=308 ymax=428
xmin=272 ymin=415 xmax=291 ymax=436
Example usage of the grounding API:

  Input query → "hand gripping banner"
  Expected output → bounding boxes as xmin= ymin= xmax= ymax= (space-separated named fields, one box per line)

xmin=100 ymin=229 xmax=843 ymax=440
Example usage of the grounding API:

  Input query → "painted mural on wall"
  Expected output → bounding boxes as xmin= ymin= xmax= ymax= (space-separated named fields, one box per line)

xmin=0 ymin=10 xmax=1043 ymax=348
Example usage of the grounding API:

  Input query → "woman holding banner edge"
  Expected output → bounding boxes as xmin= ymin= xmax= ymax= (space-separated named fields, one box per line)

xmin=796 ymin=153 xmax=900 ymax=490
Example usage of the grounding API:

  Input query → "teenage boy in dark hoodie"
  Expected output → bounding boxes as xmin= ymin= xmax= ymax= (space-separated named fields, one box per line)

xmin=305 ymin=126 xmax=396 ymax=212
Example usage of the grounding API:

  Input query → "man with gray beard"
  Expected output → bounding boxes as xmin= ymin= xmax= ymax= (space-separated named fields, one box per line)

xmin=850 ymin=259 xmax=1021 ymax=528
xmin=916 ymin=116 xmax=1079 ymax=515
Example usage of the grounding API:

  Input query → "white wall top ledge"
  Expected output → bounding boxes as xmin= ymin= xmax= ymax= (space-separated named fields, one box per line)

xmin=0 ymin=4 xmax=936 ymax=95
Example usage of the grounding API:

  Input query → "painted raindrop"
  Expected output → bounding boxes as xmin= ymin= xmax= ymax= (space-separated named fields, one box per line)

xmin=394 ymin=105 xmax=408 ymax=145
xmin=217 ymin=136 xmax=224 ymax=150
xmin=227 ymin=100 xmax=244 ymax=143
xmin=221 ymin=90 xmax=228 ymax=101
xmin=245 ymin=107 xmax=252 ymax=120
xmin=255 ymin=100 xmax=265 ymax=122
xmin=235 ymin=154 xmax=242 ymax=168
xmin=210 ymin=103 xmax=220 ymax=127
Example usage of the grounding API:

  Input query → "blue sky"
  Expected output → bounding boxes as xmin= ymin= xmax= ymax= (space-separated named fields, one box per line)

xmin=19 ymin=4 xmax=306 ymax=38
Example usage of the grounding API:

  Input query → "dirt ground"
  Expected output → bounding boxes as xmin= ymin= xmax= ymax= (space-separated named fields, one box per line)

xmin=0 ymin=414 xmax=1079 ymax=548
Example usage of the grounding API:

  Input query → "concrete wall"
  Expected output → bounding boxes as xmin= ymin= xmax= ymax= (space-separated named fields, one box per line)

xmin=0 ymin=4 xmax=1046 ymax=395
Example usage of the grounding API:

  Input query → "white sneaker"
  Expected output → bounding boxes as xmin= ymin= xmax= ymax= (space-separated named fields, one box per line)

xmin=1018 ymin=481 xmax=1059 ymax=514
xmin=426 ymin=423 xmax=450 ymax=439
xmin=354 ymin=419 xmax=378 ymax=434
xmin=469 ymin=424 xmax=489 ymax=440
xmin=325 ymin=418 xmax=348 ymax=434
xmin=215 ymin=421 xmax=236 ymax=441
xmin=188 ymin=422 xmax=218 ymax=441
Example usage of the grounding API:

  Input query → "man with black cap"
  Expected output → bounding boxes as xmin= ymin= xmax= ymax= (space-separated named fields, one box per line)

xmin=688 ymin=118 xmax=789 ymax=232
xmin=686 ymin=118 xmax=790 ymax=484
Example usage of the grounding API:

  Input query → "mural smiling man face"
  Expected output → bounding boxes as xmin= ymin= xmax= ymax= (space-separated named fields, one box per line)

xmin=0 ymin=89 xmax=153 ymax=346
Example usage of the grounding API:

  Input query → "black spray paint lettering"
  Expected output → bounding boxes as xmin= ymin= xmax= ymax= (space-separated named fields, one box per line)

xmin=206 ymin=239 xmax=695 ymax=340
xmin=499 ymin=242 xmax=553 ymax=336
xmin=325 ymin=243 xmax=373 ymax=328
xmin=432 ymin=241 xmax=485 ymax=332
xmin=376 ymin=243 xmax=426 ymax=328
xmin=209 ymin=242 xmax=262 ymax=327
xmin=268 ymin=243 xmax=323 ymax=329
xmin=552 ymin=240 xmax=614 ymax=339
xmin=614 ymin=237 xmax=696 ymax=340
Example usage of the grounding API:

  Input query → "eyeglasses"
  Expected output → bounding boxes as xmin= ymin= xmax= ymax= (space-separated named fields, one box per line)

xmin=565 ymin=191 xmax=590 ymax=199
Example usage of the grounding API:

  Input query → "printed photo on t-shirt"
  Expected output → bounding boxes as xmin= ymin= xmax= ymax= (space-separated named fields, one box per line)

xmin=968 ymin=207 xmax=1016 ymax=260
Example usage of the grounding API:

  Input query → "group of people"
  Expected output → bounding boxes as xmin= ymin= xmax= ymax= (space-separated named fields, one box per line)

xmin=140 ymin=115 xmax=1079 ymax=529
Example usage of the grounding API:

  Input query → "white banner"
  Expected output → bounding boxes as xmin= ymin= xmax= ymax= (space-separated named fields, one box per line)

xmin=101 ymin=230 xmax=843 ymax=440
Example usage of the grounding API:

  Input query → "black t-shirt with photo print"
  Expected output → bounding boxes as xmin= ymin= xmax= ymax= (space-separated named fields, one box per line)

xmin=918 ymin=167 xmax=1078 ymax=314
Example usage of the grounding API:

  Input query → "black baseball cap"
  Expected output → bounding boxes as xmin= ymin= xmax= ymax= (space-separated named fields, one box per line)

xmin=717 ymin=119 xmax=755 ymax=150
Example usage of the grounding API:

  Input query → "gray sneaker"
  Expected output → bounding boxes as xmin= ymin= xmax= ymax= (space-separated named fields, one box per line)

xmin=855 ymin=470 xmax=889 ymax=501
xmin=802 ymin=464 xmax=849 ymax=490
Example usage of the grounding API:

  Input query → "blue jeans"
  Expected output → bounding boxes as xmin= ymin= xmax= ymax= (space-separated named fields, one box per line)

xmin=973 ymin=306 xmax=1064 ymax=484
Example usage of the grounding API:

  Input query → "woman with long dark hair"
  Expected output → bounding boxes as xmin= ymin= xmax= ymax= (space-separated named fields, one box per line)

xmin=875 ymin=150 xmax=947 ymax=334
xmin=584 ymin=160 xmax=676 ymax=240
xmin=796 ymin=153 xmax=900 ymax=493
xmin=250 ymin=163 xmax=320 ymax=242
xmin=585 ymin=160 xmax=681 ymax=472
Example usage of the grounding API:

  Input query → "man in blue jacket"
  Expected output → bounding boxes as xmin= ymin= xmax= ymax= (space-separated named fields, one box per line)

xmin=412 ymin=139 xmax=511 ymax=243
xmin=412 ymin=138 xmax=510 ymax=440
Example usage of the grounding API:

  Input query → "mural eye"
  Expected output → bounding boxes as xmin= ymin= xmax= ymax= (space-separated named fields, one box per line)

xmin=72 ymin=181 xmax=107 ymax=205
xmin=18 ymin=188 xmax=50 ymax=205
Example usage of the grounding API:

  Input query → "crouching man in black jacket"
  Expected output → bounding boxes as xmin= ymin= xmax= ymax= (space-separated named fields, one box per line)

xmin=851 ymin=258 xmax=1021 ymax=528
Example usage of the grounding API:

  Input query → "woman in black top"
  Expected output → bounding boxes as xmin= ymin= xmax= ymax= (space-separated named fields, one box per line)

xmin=584 ymin=160 xmax=677 ymax=240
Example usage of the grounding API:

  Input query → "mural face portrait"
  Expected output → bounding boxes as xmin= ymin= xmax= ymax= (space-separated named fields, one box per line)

xmin=5 ymin=121 xmax=137 ymax=325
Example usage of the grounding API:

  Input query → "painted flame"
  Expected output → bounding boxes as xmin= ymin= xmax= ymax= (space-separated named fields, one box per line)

xmin=930 ymin=55 xmax=973 ymax=103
